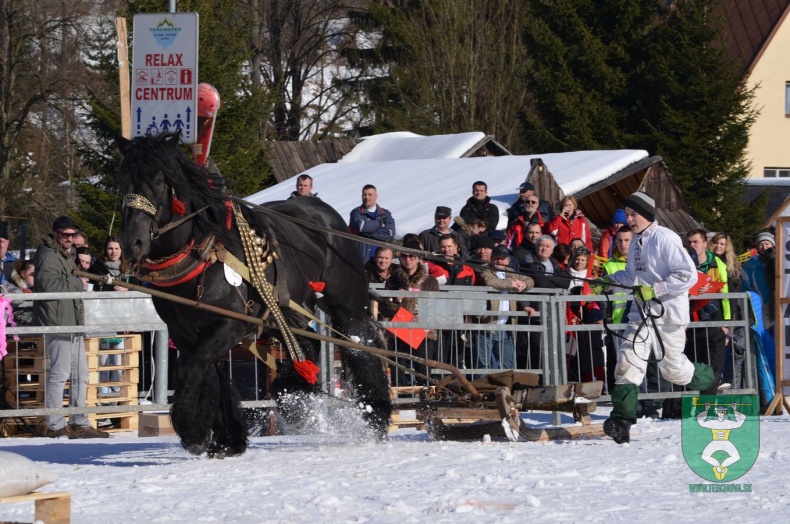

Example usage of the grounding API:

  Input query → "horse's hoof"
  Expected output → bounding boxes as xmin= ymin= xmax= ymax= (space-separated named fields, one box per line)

xmin=207 ymin=441 xmax=246 ymax=459
xmin=180 ymin=435 xmax=212 ymax=456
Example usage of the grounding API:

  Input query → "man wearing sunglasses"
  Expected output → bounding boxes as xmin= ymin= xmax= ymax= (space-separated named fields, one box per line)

xmin=33 ymin=216 xmax=109 ymax=439
xmin=505 ymin=182 xmax=553 ymax=251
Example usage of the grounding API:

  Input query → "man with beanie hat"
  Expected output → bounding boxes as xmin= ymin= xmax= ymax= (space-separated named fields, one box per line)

xmin=743 ymin=230 xmax=776 ymax=333
xmin=33 ymin=216 xmax=109 ymax=439
xmin=597 ymin=191 xmax=726 ymax=444
xmin=597 ymin=208 xmax=627 ymax=259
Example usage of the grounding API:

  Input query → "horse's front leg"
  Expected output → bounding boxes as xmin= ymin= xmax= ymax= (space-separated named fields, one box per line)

xmin=170 ymin=317 xmax=249 ymax=456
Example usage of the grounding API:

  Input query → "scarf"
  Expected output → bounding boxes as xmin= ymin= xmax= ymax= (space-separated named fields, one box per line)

xmin=104 ymin=259 xmax=122 ymax=277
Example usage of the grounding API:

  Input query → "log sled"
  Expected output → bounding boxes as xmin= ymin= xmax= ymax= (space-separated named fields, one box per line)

xmin=411 ymin=372 xmax=606 ymax=442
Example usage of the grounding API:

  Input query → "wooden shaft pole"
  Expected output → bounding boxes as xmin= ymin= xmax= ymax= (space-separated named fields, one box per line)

xmin=74 ymin=269 xmax=480 ymax=400
xmin=115 ymin=17 xmax=131 ymax=139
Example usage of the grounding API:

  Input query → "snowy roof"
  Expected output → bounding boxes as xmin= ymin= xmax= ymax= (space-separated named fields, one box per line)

xmin=339 ymin=132 xmax=486 ymax=162
xmin=245 ymin=149 xmax=649 ymax=236
xmin=744 ymin=177 xmax=790 ymax=186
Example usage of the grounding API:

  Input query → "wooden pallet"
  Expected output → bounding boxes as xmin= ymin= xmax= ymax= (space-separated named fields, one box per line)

xmin=0 ymin=416 xmax=44 ymax=437
xmin=2 ymin=334 xmax=143 ymax=436
xmin=0 ymin=491 xmax=70 ymax=524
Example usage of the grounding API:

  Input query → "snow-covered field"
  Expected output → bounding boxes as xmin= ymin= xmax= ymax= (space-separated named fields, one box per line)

xmin=1 ymin=405 xmax=788 ymax=523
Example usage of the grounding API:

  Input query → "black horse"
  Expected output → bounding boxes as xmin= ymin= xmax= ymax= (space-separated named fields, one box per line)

xmin=116 ymin=133 xmax=392 ymax=457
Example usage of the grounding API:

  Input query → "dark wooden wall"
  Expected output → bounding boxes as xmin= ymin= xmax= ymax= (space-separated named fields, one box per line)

xmin=267 ymin=138 xmax=359 ymax=183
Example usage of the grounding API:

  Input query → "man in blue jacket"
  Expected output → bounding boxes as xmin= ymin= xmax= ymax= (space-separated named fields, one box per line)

xmin=349 ymin=184 xmax=396 ymax=262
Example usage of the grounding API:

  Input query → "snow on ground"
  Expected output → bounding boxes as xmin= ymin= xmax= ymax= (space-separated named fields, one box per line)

xmin=1 ymin=405 xmax=788 ymax=523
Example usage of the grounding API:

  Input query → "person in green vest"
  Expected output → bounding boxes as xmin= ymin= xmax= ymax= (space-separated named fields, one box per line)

xmin=685 ymin=229 xmax=730 ymax=380
xmin=602 ymin=226 xmax=632 ymax=393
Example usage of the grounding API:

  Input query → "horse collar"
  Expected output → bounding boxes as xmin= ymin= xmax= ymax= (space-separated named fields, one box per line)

xmin=136 ymin=235 xmax=218 ymax=287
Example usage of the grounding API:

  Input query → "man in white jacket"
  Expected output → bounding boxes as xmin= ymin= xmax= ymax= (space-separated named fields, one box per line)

xmin=599 ymin=192 xmax=725 ymax=444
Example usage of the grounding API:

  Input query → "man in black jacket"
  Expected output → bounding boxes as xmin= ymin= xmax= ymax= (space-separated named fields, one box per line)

xmin=460 ymin=181 xmax=500 ymax=232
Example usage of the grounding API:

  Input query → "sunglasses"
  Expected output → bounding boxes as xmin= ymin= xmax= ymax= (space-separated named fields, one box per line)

xmin=58 ymin=232 xmax=77 ymax=238
xmin=526 ymin=200 xmax=539 ymax=204
xmin=401 ymin=254 xmax=419 ymax=259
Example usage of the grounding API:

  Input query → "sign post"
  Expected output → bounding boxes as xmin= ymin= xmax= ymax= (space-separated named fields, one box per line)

xmin=768 ymin=217 xmax=790 ymax=414
xmin=131 ymin=13 xmax=199 ymax=144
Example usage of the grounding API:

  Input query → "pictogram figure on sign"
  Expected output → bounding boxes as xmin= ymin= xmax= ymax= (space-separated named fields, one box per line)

xmin=160 ymin=114 xmax=172 ymax=133
xmin=146 ymin=116 xmax=159 ymax=136
xmin=173 ymin=113 xmax=185 ymax=135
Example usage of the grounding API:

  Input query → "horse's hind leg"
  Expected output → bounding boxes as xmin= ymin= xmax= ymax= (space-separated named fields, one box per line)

xmin=340 ymin=346 xmax=393 ymax=438
xmin=207 ymin=362 xmax=248 ymax=458
xmin=333 ymin=318 xmax=391 ymax=438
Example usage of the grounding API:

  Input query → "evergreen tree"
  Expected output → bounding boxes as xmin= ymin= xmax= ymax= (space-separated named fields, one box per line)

xmin=629 ymin=0 xmax=760 ymax=242
xmin=363 ymin=0 xmax=531 ymax=149
xmin=519 ymin=0 xmax=761 ymax=243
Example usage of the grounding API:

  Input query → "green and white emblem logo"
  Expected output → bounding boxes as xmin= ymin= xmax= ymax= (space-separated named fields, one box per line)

xmin=681 ymin=394 xmax=759 ymax=482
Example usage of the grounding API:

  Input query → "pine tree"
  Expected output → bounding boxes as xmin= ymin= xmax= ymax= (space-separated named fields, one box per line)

xmin=518 ymin=0 xmax=761 ymax=243
xmin=363 ymin=0 xmax=531 ymax=149
xmin=628 ymin=0 xmax=760 ymax=242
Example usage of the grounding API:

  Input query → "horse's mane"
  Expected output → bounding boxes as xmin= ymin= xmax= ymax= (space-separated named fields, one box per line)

xmin=120 ymin=134 xmax=235 ymax=246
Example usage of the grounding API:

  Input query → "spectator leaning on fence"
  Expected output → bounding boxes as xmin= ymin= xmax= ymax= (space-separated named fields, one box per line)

xmin=473 ymin=244 xmax=533 ymax=372
xmin=594 ymin=192 xmax=727 ymax=445
xmin=33 ymin=215 xmax=109 ymax=439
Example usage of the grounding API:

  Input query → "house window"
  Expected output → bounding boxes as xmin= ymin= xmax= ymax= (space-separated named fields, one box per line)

xmin=764 ymin=167 xmax=790 ymax=177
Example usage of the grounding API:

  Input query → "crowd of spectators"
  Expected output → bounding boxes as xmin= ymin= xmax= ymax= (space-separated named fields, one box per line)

xmin=0 ymin=174 xmax=781 ymax=423
xmin=284 ymin=178 xmax=777 ymax=396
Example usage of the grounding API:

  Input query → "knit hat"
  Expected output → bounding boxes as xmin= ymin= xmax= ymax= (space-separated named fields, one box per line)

xmin=52 ymin=216 xmax=78 ymax=232
xmin=755 ymin=231 xmax=775 ymax=247
xmin=0 ymin=220 xmax=8 ymax=240
xmin=487 ymin=230 xmax=506 ymax=241
xmin=611 ymin=208 xmax=627 ymax=227
xmin=624 ymin=192 xmax=655 ymax=222
xmin=474 ymin=235 xmax=495 ymax=250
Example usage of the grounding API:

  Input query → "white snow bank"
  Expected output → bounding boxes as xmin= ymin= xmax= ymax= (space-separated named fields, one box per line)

xmin=247 ymin=150 xmax=649 ymax=234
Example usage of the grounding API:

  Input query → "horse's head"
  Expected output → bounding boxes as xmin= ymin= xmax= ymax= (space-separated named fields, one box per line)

xmin=116 ymin=133 xmax=187 ymax=264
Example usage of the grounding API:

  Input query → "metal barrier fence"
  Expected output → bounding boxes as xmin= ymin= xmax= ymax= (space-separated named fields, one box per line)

xmin=1 ymin=287 xmax=759 ymax=425
xmin=371 ymin=286 xmax=759 ymax=406
xmin=1 ymin=291 xmax=172 ymax=423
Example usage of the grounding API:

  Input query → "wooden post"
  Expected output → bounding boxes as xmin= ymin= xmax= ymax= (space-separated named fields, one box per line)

xmin=766 ymin=218 xmax=789 ymax=415
xmin=115 ymin=17 xmax=131 ymax=139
